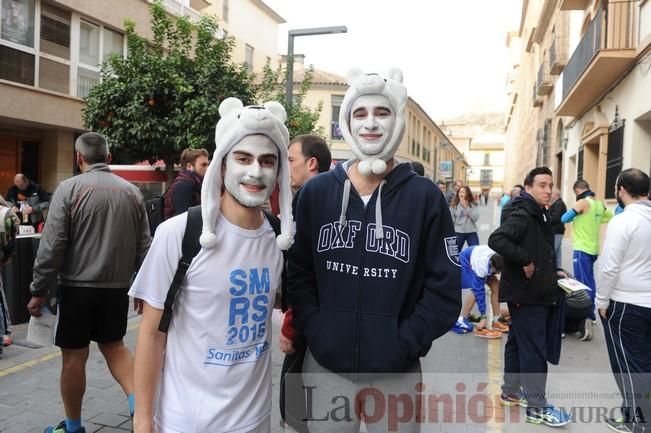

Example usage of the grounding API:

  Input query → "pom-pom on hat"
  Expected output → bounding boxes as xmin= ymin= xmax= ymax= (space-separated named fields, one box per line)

xmin=339 ymin=68 xmax=408 ymax=175
xmin=200 ymin=97 xmax=293 ymax=250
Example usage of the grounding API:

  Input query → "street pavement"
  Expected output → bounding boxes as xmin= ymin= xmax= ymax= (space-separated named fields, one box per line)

xmin=0 ymin=199 xmax=622 ymax=432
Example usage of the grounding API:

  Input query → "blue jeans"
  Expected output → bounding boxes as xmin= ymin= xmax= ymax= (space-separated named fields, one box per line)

xmin=456 ymin=232 xmax=479 ymax=251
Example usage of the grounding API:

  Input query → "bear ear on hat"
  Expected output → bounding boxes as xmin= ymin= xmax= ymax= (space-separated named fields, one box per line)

xmin=264 ymin=101 xmax=287 ymax=123
xmin=386 ymin=67 xmax=404 ymax=83
xmin=219 ymin=97 xmax=244 ymax=117
xmin=346 ymin=68 xmax=364 ymax=86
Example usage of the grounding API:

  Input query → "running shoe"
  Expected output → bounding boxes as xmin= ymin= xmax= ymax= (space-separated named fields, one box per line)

xmin=473 ymin=327 xmax=502 ymax=339
xmin=44 ymin=421 xmax=86 ymax=433
xmin=525 ymin=405 xmax=571 ymax=427
xmin=500 ymin=391 xmax=528 ymax=407
xmin=605 ymin=417 xmax=633 ymax=433
xmin=2 ymin=335 xmax=11 ymax=346
xmin=492 ymin=321 xmax=510 ymax=333
xmin=451 ymin=317 xmax=473 ymax=334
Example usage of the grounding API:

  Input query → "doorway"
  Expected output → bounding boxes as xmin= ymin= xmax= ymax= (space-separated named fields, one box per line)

xmin=0 ymin=138 xmax=40 ymax=196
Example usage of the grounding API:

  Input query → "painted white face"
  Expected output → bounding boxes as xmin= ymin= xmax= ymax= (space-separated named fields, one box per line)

xmin=349 ymin=94 xmax=396 ymax=156
xmin=223 ymin=135 xmax=278 ymax=208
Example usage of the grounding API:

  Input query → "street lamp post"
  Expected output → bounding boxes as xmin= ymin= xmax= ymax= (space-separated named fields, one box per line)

xmin=285 ymin=26 xmax=347 ymax=106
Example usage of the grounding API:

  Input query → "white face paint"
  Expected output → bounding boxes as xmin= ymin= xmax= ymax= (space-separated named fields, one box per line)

xmin=349 ymin=94 xmax=396 ymax=156
xmin=223 ymin=135 xmax=278 ymax=208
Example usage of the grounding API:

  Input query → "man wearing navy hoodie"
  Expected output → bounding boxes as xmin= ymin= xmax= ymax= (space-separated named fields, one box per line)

xmin=287 ymin=69 xmax=461 ymax=432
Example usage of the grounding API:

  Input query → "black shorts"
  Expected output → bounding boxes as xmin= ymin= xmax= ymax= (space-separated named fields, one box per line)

xmin=55 ymin=286 xmax=129 ymax=349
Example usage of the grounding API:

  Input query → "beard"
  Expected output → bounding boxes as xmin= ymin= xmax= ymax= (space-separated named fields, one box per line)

xmin=224 ymin=174 xmax=274 ymax=208
xmin=616 ymin=192 xmax=625 ymax=209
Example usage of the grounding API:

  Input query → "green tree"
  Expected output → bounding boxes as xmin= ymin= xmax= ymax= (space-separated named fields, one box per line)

xmin=257 ymin=62 xmax=324 ymax=139
xmin=82 ymin=1 xmax=255 ymax=183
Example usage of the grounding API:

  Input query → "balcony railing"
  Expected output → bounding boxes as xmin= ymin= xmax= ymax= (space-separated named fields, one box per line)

xmin=537 ymin=63 xmax=553 ymax=95
xmin=549 ymin=35 xmax=568 ymax=75
xmin=533 ymin=84 xmax=543 ymax=107
xmin=562 ymin=8 xmax=602 ymax=100
xmin=331 ymin=122 xmax=343 ymax=140
xmin=562 ymin=2 xmax=637 ymax=100
xmin=155 ymin=0 xmax=202 ymax=22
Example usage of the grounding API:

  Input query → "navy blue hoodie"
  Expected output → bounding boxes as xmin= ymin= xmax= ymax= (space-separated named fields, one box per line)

xmin=287 ymin=161 xmax=461 ymax=374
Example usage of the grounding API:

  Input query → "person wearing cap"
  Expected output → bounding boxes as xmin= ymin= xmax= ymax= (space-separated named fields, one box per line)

xmin=287 ymin=69 xmax=461 ymax=432
xmin=129 ymin=98 xmax=294 ymax=433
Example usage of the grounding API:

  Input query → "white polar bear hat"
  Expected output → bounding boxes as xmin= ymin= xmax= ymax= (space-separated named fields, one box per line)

xmin=339 ymin=68 xmax=408 ymax=175
xmin=199 ymin=97 xmax=294 ymax=250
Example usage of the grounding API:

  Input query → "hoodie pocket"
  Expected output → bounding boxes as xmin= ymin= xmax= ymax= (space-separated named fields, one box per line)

xmin=304 ymin=308 xmax=356 ymax=373
xmin=358 ymin=314 xmax=410 ymax=373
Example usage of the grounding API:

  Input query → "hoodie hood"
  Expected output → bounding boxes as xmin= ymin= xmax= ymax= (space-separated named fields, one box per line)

xmin=511 ymin=191 xmax=550 ymax=222
xmin=626 ymin=199 xmax=651 ymax=221
xmin=332 ymin=161 xmax=416 ymax=240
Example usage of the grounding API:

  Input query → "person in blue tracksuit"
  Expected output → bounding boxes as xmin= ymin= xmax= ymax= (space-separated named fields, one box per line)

xmin=453 ymin=245 xmax=507 ymax=338
xmin=287 ymin=69 xmax=461 ymax=433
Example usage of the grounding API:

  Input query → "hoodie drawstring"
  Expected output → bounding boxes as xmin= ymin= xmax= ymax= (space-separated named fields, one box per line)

xmin=375 ymin=180 xmax=387 ymax=239
xmin=339 ymin=179 xmax=351 ymax=226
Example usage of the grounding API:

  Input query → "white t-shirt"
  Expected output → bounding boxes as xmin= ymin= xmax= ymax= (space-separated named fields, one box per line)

xmin=129 ymin=212 xmax=283 ymax=433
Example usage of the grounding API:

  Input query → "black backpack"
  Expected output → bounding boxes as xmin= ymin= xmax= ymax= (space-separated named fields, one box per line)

xmin=158 ymin=205 xmax=286 ymax=332
xmin=145 ymin=194 xmax=166 ymax=237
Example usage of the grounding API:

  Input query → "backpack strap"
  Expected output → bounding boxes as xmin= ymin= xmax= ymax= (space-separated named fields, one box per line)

xmin=263 ymin=210 xmax=289 ymax=312
xmin=158 ymin=205 xmax=203 ymax=333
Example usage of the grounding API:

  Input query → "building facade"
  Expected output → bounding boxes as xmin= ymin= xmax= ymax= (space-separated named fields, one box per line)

xmin=451 ymin=134 xmax=505 ymax=197
xmin=503 ymin=0 xmax=572 ymax=191
xmin=556 ymin=0 xmax=651 ymax=202
xmin=0 ymin=0 xmax=283 ymax=194
xmin=505 ymin=0 xmax=651 ymax=204
xmin=203 ymin=0 xmax=283 ymax=72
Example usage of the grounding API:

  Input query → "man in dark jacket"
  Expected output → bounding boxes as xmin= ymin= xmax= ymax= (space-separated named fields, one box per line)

xmin=5 ymin=173 xmax=50 ymax=227
xmin=162 ymin=148 xmax=209 ymax=219
xmin=488 ymin=167 xmax=570 ymax=427
xmin=279 ymin=134 xmax=331 ymax=433
xmin=288 ymin=69 xmax=461 ymax=432
xmin=548 ymin=188 xmax=567 ymax=268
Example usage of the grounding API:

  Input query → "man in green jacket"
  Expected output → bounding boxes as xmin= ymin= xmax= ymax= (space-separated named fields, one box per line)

xmin=561 ymin=179 xmax=613 ymax=329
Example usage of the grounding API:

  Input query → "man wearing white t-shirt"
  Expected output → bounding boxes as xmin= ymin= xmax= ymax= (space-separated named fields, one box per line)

xmin=130 ymin=98 xmax=294 ymax=433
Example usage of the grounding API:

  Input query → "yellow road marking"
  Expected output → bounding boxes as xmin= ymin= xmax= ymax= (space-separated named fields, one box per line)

xmin=0 ymin=350 xmax=61 ymax=377
xmin=0 ymin=321 xmax=141 ymax=378
xmin=486 ymin=338 xmax=505 ymax=433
